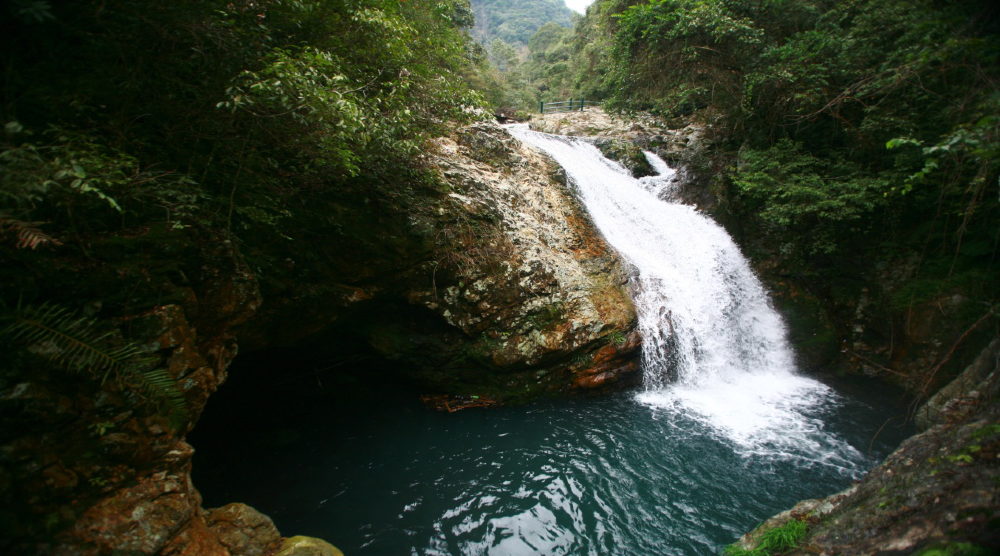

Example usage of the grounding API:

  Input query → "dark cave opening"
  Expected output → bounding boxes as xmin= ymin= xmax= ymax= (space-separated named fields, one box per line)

xmin=186 ymin=337 xmax=427 ymax=512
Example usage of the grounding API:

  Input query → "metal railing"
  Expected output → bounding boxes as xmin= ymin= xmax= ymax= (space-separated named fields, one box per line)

xmin=540 ymin=99 xmax=601 ymax=114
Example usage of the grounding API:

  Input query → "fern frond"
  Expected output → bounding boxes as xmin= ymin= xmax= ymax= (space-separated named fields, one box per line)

xmin=0 ymin=211 xmax=62 ymax=249
xmin=142 ymin=370 xmax=187 ymax=430
xmin=2 ymin=301 xmax=189 ymax=429
xmin=3 ymin=302 xmax=136 ymax=381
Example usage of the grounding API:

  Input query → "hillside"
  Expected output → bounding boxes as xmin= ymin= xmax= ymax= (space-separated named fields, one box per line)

xmin=470 ymin=0 xmax=575 ymax=45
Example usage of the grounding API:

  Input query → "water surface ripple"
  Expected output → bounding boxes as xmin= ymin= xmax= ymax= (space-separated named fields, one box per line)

xmin=194 ymin=387 xmax=908 ymax=555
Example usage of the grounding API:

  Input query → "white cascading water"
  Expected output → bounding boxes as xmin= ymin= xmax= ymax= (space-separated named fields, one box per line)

xmin=509 ymin=125 xmax=862 ymax=470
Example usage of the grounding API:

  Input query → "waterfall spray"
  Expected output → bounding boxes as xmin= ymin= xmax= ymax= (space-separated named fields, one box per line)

xmin=509 ymin=125 xmax=861 ymax=466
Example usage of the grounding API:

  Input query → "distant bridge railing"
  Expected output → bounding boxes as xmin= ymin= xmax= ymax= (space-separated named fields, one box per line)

xmin=539 ymin=99 xmax=601 ymax=114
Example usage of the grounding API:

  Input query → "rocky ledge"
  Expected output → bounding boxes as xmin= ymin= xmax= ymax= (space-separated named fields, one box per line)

xmin=530 ymin=108 xmax=719 ymax=210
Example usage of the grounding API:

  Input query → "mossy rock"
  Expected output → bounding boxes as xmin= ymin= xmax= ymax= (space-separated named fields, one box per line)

xmin=593 ymin=138 xmax=655 ymax=178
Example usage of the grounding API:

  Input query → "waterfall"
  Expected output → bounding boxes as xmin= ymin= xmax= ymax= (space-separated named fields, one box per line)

xmin=510 ymin=125 xmax=861 ymax=468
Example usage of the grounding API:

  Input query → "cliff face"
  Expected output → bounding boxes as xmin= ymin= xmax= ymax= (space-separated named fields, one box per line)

xmin=0 ymin=121 xmax=638 ymax=554
xmin=239 ymin=120 xmax=640 ymax=398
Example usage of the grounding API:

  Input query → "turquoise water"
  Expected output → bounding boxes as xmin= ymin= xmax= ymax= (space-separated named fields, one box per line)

xmin=191 ymin=367 xmax=909 ymax=555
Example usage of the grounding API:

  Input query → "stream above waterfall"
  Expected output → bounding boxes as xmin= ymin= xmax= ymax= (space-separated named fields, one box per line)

xmin=191 ymin=128 xmax=914 ymax=555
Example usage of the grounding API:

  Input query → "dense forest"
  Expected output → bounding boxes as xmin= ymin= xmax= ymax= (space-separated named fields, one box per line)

xmin=1 ymin=0 xmax=486 ymax=317
xmin=470 ymin=0 xmax=574 ymax=46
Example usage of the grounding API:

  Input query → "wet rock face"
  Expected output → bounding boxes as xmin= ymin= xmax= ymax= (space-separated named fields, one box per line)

xmin=205 ymin=503 xmax=282 ymax=556
xmin=792 ymin=413 xmax=1000 ymax=555
xmin=737 ymin=419 xmax=1000 ymax=555
xmin=276 ymin=535 xmax=345 ymax=556
xmin=593 ymin=138 xmax=655 ymax=178
xmin=0 ymin=254 xmax=262 ymax=555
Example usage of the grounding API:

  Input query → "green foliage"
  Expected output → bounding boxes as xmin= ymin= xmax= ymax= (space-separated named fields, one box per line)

xmin=723 ymin=518 xmax=809 ymax=556
xmin=0 ymin=0 xmax=488 ymax=242
xmin=608 ymin=0 xmax=762 ymax=116
xmin=471 ymin=9 xmax=615 ymax=112
xmin=580 ymin=0 xmax=998 ymax=310
xmin=570 ymin=351 xmax=594 ymax=367
xmin=464 ymin=0 xmax=636 ymax=113
xmin=1 ymin=302 xmax=188 ymax=429
xmin=1 ymin=126 xmax=135 ymax=213
xmin=468 ymin=39 xmax=539 ymax=110
xmin=89 ymin=421 xmax=115 ymax=436
xmin=8 ymin=0 xmax=54 ymax=22
xmin=913 ymin=542 xmax=996 ymax=556
xmin=219 ymin=47 xmax=367 ymax=176
xmin=0 ymin=0 xmax=495 ymax=345
xmin=523 ymin=22 xmax=578 ymax=103
xmin=732 ymin=139 xmax=888 ymax=253
xmin=971 ymin=423 xmax=1000 ymax=440
xmin=470 ymin=0 xmax=574 ymax=46
xmin=1 ymin=123 xmax=205 ymax=236
xmin=888 ymin=110 xmax=1000 ymax=197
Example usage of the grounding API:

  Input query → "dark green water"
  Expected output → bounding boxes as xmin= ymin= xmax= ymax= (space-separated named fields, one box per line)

xmin=190 ymin=362 xmax=911 ymax=556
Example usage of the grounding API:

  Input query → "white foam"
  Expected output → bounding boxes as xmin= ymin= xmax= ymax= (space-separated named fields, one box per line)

xmin=638 ymin=151 xmax=678 ymax=199
xmin=509 ymin=126 xmax=863 ymax=470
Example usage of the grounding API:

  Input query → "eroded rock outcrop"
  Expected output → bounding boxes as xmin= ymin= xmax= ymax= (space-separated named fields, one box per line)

xmin=400 ymin=121 xmax=640 ymax=396
xmin=1 ymin=120 xmax=638 ymax=554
